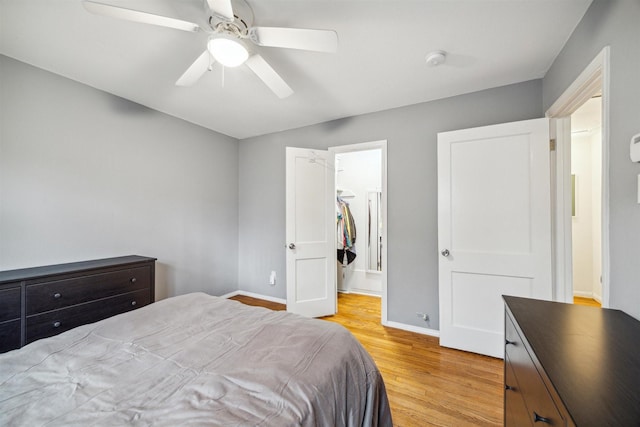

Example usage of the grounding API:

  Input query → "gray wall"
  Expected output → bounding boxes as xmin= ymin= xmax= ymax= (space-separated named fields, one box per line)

xmin=7 ymin=0 xmax=630 ymax=329
xmin=543 ymin=0 xmax=640 ymax=319
xmin=0 ymin=55 xmax=239 ymax=300
xmin=238 ymin=80 xmax=542 ymax=329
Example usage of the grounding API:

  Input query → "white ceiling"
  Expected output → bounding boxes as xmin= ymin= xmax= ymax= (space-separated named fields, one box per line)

xmin=0 ymin=0 xmax=592 ymax=139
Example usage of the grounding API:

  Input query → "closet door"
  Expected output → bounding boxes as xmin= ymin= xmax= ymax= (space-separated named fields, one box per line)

xmin=285 ymin=147 xmax=336 ymax=317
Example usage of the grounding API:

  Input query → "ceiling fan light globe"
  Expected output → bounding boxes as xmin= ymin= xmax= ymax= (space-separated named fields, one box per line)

xmin=208 ymin=38 xmax=249 ymax=67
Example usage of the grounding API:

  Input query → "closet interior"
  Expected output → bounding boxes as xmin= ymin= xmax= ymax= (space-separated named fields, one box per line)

xmin=335 ymin=149 xmax=383 ymax=295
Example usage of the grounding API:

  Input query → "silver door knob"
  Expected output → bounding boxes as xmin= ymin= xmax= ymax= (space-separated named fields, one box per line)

xmin=288 ymin=243 xmax=296 ymax=250
xmin=441 ymin=249 xmax=450 ymax=257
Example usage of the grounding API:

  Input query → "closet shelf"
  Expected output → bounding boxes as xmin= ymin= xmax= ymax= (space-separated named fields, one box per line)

xmin=337 ymin=188 xmax=356 ymax=198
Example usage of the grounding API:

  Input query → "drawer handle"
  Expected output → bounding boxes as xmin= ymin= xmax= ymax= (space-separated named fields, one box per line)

xmin=533 ymin=412 xmax=551 ymax=424
xmin=505 ymin=384 xmax=515 ymax=391
xmin=52 ymin=321 xmax=61 ymax=328
xmin=130 ymin=277 xmax=137 ymax=283
xmin=53 ymin=292 xmax=61 ymax=299
xmin=131 ymin=300 xmax=137 ymax=306
xmin=505 ymin=339 xmax=516 ymax=346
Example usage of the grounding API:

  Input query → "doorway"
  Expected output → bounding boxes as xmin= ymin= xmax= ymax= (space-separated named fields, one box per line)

xmin=570 ymin=96 xmax=603 ymax=306
xmin=546 ymin=46 xmax=610 ymax=307
xmin=330 ymin=140 xmax=388 ymax=323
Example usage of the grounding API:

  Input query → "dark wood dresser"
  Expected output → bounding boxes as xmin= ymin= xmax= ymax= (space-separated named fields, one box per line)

xmin=0 ymin=255 xmax=156 ymax=353
xmin=503 ymin=295 xmax=640 ymax=426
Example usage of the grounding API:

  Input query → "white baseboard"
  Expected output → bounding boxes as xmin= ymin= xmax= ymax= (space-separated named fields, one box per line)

xmin=573 ymin=290 xmax=591 ymax=298
xmin=382 ymin=320 xmax=440 ymax=338
xmin=220 ymin=290 xmax=286 ymax=305
xmin=218 ymin=290 xmax=241 ymax=299
xmin=338 ymin=290 xmax=382 ymax=298
xmin=573 ymin=291 xmax=603 ymax=304
xmin=573 ymin=290 xmax=596 ymax=299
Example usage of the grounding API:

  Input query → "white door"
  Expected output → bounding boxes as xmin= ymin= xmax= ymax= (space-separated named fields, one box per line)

xmin=437 ymin=118 xmax=552 ymax=358
xmin=286 ymin=147 xmax=336 ymax=317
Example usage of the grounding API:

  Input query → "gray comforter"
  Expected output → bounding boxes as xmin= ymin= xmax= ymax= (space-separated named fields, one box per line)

xmin=0 ymin=292 xmax=392 ymax=426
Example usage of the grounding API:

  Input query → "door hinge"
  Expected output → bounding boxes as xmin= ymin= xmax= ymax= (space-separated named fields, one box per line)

xmin=550 ymin=139 xmax=556 ymax=151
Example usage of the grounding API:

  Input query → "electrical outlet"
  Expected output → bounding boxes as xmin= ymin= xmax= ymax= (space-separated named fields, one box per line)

xmin=269 ymin=271 xmax=276 ymax=286
xmin=416 ymin=312 xmax=429 ymax=322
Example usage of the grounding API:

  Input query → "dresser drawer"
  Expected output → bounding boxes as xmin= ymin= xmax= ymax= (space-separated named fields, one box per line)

xmin=505 ymin=354 xmax=532 ymax=426
xmin=26 ymin=266 xmax=151 ymax=315
xmin=26 ymin=289 xmax=151 ymax=343
xmin=0 ymin=285 xmax=21 ymax=322
xmin=506 ymin=315 xmax=565 ymax=426
xmin=0 ymin=319 xmax=21 ymax=353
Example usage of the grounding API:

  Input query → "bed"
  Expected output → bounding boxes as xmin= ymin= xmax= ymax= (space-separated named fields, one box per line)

xmin=0 ymin=292 xmax=392 ymax=426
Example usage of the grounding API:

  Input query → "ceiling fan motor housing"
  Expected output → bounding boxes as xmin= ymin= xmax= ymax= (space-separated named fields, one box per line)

xmin=208 ymin=0 xmax=254 ymax=37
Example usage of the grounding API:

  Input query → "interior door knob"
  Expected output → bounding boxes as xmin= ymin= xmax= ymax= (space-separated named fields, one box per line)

xmin=288 ymin=243 xmax=296 ymax=250
xmin=441 ymin=249 xmax=450 ymax=257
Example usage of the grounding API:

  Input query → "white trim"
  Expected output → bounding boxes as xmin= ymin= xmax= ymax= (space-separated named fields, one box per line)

xmin=552 ymin=117 xmax=574 ymax=303
xmin=573 ymin=291 xmax=602 ymax=304
xmin=601 ymin=48 xmax=611 ymax=309
xmin=546 ymin=47 xmax=607 ymax=117
xmin=330 ymin=140 xmax=386 ymax=154
xmin=573 ymin=290 xmax=595 ymax=298
xmin=383 ymin=320 xmax=440 ymax=338
xmin=221 ymin=290 xmax=287 ymax=305
xmin=330 ymin=140 xmax=388 ymax=325
xmin=545 ymin=46 xmax=610 ymax=308
xmin=339 ymin=289 xmax=382 ymax=298
xmin=219 ymin=290 xmax=240 ymax=299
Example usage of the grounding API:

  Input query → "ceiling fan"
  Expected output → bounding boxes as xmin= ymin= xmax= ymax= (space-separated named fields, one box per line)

xmin=82 ymin=0 xmax=338 ymax=98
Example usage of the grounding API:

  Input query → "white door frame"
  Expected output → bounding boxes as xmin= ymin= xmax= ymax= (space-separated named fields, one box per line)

xmin=329 ymin=140 xmax=388 ymax=324
xmin=546 ymin=46 xmax=610 ymax=307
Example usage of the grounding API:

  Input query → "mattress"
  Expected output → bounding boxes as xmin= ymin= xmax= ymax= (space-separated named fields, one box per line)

xmin=0 ymin=292 xmax=392 ymax=426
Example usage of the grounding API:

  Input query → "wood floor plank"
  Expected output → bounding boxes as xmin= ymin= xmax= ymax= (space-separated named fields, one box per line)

xmin=229 ymin=293 xmax=503 ymax=426
xmin=574 ymin=296 xmax=601 ymax=307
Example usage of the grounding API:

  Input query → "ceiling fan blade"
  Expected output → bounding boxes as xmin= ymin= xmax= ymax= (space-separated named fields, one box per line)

xmin=82 ymin=1 xmax=200 ymax=32
xmin=176 ymin=51 xmax=212 ymax=86
xmin=245 ymin=54 xmax=293 ymax=99
xmin=206 ymin=0 xmax=235 ymax=22
xmin=249 ymin=27 xmax=338 ymax=53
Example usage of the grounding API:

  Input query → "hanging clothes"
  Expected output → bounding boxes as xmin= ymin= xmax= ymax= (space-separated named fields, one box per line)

xmin=336 ymin=197 xmax=357 ymax=264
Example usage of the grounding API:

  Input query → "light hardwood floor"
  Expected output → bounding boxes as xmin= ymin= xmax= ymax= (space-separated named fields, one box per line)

xmin=230 ymin=293 xmax=504 ymax=426
xmin=573 ymin=296 xmax=601 ymax=308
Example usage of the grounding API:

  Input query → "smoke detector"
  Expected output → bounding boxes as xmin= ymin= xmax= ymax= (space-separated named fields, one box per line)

xmin=426 ymin=50 xmax=447 ymax=67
